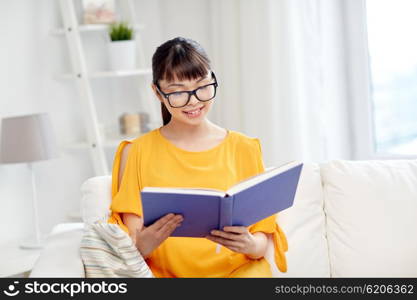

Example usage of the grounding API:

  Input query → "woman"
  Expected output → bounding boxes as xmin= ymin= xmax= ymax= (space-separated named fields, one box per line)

xmin=108 ymin=37 xmax=288 ymax=277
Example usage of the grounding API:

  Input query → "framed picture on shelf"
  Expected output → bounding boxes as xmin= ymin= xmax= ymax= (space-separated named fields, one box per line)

xmin=82 ymin=0 xmax=116 ymax=24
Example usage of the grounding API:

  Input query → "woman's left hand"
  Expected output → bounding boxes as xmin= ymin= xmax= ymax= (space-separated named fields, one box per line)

xmin=206 ymin=226 xmax=259 ymax=256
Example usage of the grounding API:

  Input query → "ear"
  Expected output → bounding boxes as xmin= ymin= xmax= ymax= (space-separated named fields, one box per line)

xmin=151 ymin=83 xmax=163 ymax=103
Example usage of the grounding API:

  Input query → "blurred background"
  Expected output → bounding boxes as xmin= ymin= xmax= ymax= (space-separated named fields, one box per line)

xmin=0 ymin=0 xmax=416 ymax=248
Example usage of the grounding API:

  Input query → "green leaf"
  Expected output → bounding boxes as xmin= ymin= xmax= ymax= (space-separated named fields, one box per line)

xmin=109 ymin=21 xmax=134 ymax=41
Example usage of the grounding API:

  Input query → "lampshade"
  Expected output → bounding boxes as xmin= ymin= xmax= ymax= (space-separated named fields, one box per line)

xmin=0 ymin=113 xmax=59 ymax=164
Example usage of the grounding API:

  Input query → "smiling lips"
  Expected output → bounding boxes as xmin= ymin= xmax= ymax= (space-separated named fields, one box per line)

xmin=182 ymin=106 xmax=204 ymax=118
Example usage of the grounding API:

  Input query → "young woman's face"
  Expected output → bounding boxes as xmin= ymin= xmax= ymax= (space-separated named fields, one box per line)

xmin=153 ymin=71 xmax=216 ymax=126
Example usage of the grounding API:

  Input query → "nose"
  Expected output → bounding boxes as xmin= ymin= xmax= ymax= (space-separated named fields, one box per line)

xmin=188 ymin=93 xmax=200 ymax=105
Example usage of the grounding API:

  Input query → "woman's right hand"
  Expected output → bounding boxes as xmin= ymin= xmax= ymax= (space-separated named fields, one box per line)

xmin=135 ymin=213 xmax=183 ymax=259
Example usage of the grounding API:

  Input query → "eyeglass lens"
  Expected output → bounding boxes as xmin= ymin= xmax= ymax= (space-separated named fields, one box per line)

xmin=168 ymin=84 xmax=216 ymax=107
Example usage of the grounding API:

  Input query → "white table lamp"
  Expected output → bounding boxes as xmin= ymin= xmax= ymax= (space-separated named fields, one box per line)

xmin=0 ymin=113 xmax=59 ymax=249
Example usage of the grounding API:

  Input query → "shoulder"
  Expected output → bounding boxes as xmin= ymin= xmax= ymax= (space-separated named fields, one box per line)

xmin=121 ymin=128 xmax=159 ymax=150
xmin=228 ymin=130 xmax=262 ymax=153
xmin=131 ymin=128 xmax=159 ymax=146
xmin=228 ymin=130 xmax=265 ymax=174
xmin=117 ymin=128 xmax=159 ymax=160
xmin=119 ymin=143 xmax=132 ymax=163
xmin=116 ymin=129 xmax=160 ymax=181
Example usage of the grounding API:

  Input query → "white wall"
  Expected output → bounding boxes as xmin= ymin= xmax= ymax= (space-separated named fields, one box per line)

xmin=0 ymin=0 xmax=357 ymax=245
xmin=209 ymin=0 xmax=355 ymax=166
xmin=0 ymin=0 xmax=213 ymax=244
xmin=0 ymin=0 xmax=86 ymax=243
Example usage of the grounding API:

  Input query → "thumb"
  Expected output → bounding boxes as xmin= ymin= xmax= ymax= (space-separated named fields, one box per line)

xmin=136 ymin=217 xmax=145 ymax=233
xmin=136 ymin=224 xmax=148 ymax=234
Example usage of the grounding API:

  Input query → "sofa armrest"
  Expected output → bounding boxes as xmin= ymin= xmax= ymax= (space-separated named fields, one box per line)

xmin=29 ymin=223 xmax=85 ymax=278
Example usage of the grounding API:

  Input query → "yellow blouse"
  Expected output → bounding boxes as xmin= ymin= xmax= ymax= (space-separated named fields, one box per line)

xmin=108 ymin=127 xmax=288 ymax=277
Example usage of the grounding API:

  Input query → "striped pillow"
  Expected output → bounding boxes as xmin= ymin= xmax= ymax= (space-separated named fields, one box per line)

xmin=80 ymin=221 xmax=154 ymax=278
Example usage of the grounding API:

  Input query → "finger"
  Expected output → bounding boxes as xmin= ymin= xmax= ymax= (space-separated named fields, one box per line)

xmin=222 ymin=226 xmax=248 ymax=234
xmin=210 ymin=230 xmax=240 ymax=241
xmin=206 ymin=235 xmax=241 ymax=253
xmin=150 ymin=213 xmax=177 ymax=231
xmin=159 ymin=221 xmax=181 ymax=239
xmin=158 ymin=215 xmax=183 ymax=237
xmin=206 ymin=235 xmax=241 ymax=248
xmin=226 ymin=246 xmax=240 ymax=253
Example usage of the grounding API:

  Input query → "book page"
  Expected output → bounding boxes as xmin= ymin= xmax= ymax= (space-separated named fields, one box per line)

xmin=226 ymin=161 xmax=302 ymax=195
xmin=141 ymin=187 xmax=226 ymax=197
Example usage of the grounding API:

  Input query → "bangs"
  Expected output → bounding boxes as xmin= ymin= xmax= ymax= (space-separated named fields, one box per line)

xmin=162 ymin=47 xmax=209 ymax=83
xmin=153 ymin=38 xmax=211 ymax=84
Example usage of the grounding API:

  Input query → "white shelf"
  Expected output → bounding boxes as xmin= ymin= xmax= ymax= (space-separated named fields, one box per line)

xmin=63 ymin=136 xmax=138 ymax=150
xmin=57 ymin=68 xmax=152 ymax=80
xmin=50 ymin=23 xmax=145 ymax=35
xmin=0 ymin=241 xmax=42 ymax=277
xmin=55 ymin=0 xmax=159 ymax=175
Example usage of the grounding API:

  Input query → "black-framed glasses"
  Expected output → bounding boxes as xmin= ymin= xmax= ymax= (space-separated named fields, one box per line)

xmin=154 ymin=71 xmax=218 ymax=108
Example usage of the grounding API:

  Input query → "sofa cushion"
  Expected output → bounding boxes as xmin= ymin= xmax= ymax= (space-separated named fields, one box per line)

xmin=275 ymin=162 xmax=330 ymax=277
xmin=29 ymin=223 xmax=85 ymax=278
xmin=321 ymin=159 xmax=417 ymax=277
xmin=80 ymin=176 xmax=112 ymax=224
xmin=80 ymin=164 xmax=331 ymax=277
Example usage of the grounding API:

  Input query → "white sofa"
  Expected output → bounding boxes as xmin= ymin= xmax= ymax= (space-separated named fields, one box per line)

xmin=29 ymin=160 xmax=417 ymax=277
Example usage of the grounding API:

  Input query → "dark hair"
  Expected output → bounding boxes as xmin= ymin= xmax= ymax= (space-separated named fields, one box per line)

xmin=152 ymin=37 xmax=211 ymax=125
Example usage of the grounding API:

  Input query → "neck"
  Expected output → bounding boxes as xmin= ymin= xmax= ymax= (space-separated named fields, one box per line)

xmin=164 ymin=118 xmax=213 ymax=139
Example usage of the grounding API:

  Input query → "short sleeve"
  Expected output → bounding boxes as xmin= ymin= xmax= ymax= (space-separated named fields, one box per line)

xmin=247 ymin=138 xmax=289 ymax=273
xmin=107 ymin=140 xmax=143 ymax=234
xmin=252 ymin=138 xmax=265 ymax=173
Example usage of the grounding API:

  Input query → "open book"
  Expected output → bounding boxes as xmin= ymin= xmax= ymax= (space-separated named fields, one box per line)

xmin=141 ymin=161 xmax=303 ymax=237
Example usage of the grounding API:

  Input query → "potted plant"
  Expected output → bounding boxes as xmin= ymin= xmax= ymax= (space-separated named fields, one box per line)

xmin=108 ymin=22 xmax=136 ymax=70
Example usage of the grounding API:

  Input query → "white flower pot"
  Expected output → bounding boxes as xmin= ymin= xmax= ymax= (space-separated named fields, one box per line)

xmin=108 ymin=40 xmax=136 ymax=71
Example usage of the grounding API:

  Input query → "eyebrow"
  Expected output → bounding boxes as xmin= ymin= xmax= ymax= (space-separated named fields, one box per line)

xmin=166 ymin=75 xmax=210 ymax=88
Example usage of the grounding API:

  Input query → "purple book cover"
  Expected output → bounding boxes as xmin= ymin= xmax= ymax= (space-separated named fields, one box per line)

xmin=141 ymin=162 xmax=303 ymax=237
